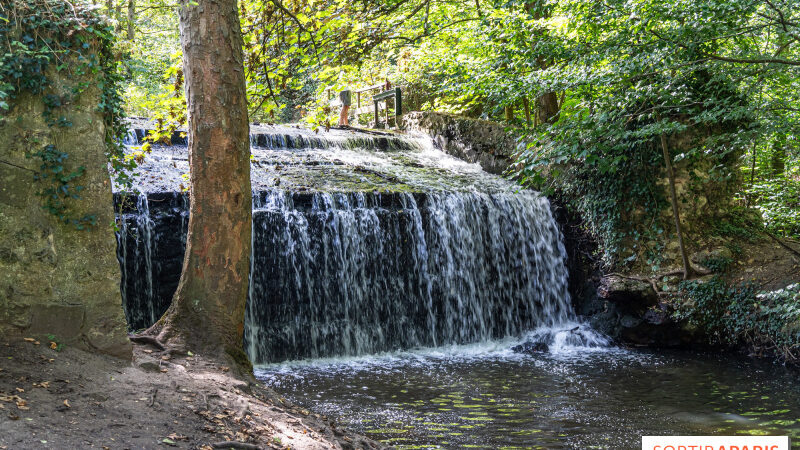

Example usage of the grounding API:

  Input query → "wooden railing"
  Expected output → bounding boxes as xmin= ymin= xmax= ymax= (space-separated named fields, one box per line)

xmin=326 ymin=81 xmax=403 ymax=129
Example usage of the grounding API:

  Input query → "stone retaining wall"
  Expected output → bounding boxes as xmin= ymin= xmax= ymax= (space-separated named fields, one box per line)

xmin=403 ymin=111 xmax=520 ymax=175
xmin=0 ymin=61 xmax=131 ymax=358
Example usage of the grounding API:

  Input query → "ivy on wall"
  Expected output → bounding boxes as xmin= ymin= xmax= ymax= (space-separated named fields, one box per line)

xmin=1 ymin=0 xmax=134 ymax=228
xmin=675 ymin=278 xmax=800 ymax=363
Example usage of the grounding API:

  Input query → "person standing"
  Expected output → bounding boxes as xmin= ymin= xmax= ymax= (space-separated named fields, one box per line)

xmin=338 ymin=89 xmax=351 ymax=126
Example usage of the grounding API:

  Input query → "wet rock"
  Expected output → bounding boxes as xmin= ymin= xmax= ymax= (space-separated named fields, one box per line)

xmin=597 ymin=275 xmax=658 ymax=314
xmin=577 ymin=273 xmax=690 ymax=347
xmin=511 ymin=341 xmax=549 ymax=354
xmin=620 ymin=307 xmax=685 ymax=347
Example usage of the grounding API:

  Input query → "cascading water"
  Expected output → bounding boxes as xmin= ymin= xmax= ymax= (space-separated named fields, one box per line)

xmin=115 ymin=125 xmax=607 ymax=362
xmin=115 ymin=192 xmax=188 ymax=330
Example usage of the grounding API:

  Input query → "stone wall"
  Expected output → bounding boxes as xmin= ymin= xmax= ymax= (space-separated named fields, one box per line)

xmin=0 ymin=67 xmax=131 ymax=358
xmin=403 ymin=111 xmax=520 ymax=175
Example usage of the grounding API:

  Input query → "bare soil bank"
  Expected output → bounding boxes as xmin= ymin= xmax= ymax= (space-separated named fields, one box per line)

xmin=0 ymin=339 xmax=380 ymax=449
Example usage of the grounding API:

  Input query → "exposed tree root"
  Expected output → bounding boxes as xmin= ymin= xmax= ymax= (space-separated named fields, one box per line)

xmin=128 ymin=334 xmax=166 ymax=351
xmin=766 ymin=231 xmax=800 ymax=259
xmin=607 ymin=264 xmax=712 ymax=297
xmin=211 ymin=441 xmax=261 ymax=450
xmin=608 ymin=272 xmax=661 ymax=296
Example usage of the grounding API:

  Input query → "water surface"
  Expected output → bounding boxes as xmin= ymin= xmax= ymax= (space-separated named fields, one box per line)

xmin=257 ymin=341 xmax=800 ymax=449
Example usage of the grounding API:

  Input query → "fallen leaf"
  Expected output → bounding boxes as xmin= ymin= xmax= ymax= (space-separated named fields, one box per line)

xmin=63 ymin=399 xmax=71 ymax=408
xmin=161 ymin=437 xmax=177 ymax=446
xmin=34 ymin=341 xmax=40 ymax=345
xmin=23 ymin=338 xmax=35 ymax=342
xmin=221 ymin=366 xmax=230 ymax=372
xmin=15 ymin=388 xmax=24 ymax=393
xmin=49 ymin=342 xmax=57 ymax=350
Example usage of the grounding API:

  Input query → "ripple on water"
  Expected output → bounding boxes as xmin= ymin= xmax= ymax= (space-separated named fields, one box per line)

xmin=255 ymin=345 xmax=800 ymax=449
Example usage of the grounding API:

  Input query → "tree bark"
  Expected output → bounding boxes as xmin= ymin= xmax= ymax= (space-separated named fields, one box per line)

xmin=523 ymin=97 xmax=531 ymax=127
xmin=504 ymin=104 xmax=514 ymax=122
xmin=526 ymin=0 xmax=560 ymax=125
xmin=659 ymin=130 xmax=694 ymax=280
xmin=770 ymin=140 xmax=786 ymax=176
xmin=126 ymin=0 xmax=135 ymax=41
xmin=147 ymin=0 xmax=252 ymax=365
xmin=536 ymin=91 xmax=560 ymax=124
xmin=114 ymin=1 xmax=122 ymax=32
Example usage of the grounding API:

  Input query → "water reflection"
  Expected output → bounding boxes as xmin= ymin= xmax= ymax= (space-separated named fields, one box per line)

xmin=257 ymin=345 xmax=800 ymax=449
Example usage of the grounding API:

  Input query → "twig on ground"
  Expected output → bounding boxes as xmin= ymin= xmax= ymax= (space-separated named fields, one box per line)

xmin=149 ymin=388 xmax=158 ymax=407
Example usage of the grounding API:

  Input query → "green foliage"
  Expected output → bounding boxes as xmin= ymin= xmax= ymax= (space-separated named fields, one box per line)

xmin=746 ymin=176 xmax=800 ymax=238
xmin=675 ymin=278 xmax=800 ymax=362
xmin=45 ymin=334 xmax=64 ymax=352
xmin=1 ymin=0 xmax=133 ymax=227
xmin=28 ymin=145 xmax=96 ymax=228
xmin=710 ymin=210 xmax=763 ymax=243
xmin=699 ymin=255 xmax=734 ymax=274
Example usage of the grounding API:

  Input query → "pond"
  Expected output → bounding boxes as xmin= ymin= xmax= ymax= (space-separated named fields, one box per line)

xmin=256 ymin=340 xmax=800 ymax=449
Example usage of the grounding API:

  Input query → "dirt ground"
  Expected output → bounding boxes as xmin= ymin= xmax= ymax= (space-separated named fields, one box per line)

xmin=0 ymin=339 xmax=381 ymax=450
xmin=726 ymin=235 xmax=800 ymax=290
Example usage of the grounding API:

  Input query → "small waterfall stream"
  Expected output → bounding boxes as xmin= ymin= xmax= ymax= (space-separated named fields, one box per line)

xmin=115 ymin=127 xmax=605 ymax=363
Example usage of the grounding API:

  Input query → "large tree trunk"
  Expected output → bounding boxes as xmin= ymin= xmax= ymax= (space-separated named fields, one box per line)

xmin=147 ymin=0 xmax=252 ymax=365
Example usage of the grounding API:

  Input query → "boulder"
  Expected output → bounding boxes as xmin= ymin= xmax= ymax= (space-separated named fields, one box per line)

xmin=511 ymin=341 xmax=549 ymax=354
xmin=597 ymin=275 xmax=658 ymax=313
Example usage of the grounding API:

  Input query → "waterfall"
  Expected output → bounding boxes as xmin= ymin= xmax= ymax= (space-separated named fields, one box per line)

xmin=244 ymin=189 xmax=580 ymax=362
xmin=115 ymin=127 xmax=605 ymax=362
xmin=115 ymin=194 xmax=156 ymax=328
xmin=115 ymin=192 xmax=188 ymax=330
